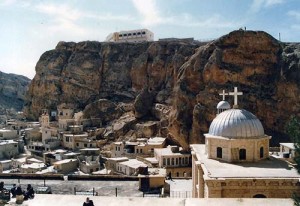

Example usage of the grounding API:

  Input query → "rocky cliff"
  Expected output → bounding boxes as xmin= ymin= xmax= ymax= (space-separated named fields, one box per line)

xmin=0 ymin=71 xmax=30 ymax=122
xmin=24 ymin=30 xmax=300 ymax=149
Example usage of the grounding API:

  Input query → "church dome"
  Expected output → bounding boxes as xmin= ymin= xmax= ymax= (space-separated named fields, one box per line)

xmin=208 ymin=109 xmax=264 ymax=138
xmin=217 ymin=101 xmax=231 ymax=109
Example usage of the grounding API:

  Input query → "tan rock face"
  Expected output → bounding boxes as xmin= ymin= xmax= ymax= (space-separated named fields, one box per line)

xmin=24 ymin=30 xmax=300 ymax=149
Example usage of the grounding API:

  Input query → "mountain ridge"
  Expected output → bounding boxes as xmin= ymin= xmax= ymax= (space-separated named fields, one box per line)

xmin=23 ymin=30 xmax=300 ymax=148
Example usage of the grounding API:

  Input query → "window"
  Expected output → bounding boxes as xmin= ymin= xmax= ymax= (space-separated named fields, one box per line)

xmin=163 ymin=158 xmax=166 ymax=166
xmin=136 ymin=149 xmax=139 ymax=153
xmin=133 ymin=33 xmax=136 ymax=35
xmin=217 ymin=147 xmax=222 ymax=158
xmin=119 ymin=34 xmax=122 ymax=37
xmin=260 ymin=147 xmax=264 ymax=158
xmin=239 ymin=149 xmax=246 ymax=160
xmin=65 ymin=137 xmax=69 ymax=142
xmin=171 ymin=158 xmax=174 ymax=165
xmin=76 ymin=143 xmax=79 ymax=147
xmin=84 ymin=144 xmax=87 ymax=147
xmin=185 ymin=157 xmax=188 ymax=164
xmin=137 ymin=32 xmax=141 ymax=35
xmin=90 ymin=144 xmax=92 ymax=147
xmin=142 ymin=31 xmax=146 ymax=34
xmin=128 ymin=33 xmax=132 ymax=36
xmin=176 ymin=158 xmax=178 ymax=165
xmin=167 ymin=158 xmax=170 ymax=166
xmin=140 ymin=149 xmax=143 ymax=153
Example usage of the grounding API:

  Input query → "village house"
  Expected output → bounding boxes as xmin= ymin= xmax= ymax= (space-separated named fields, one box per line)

xmin=0 ymin=140 xmax=20 ymax=159
xmin=280 ymin=143 xmax=296 ymax=159
xmin=154 ymin=146 xmax=192 ymax=178
xmin=53 ymin=159 xmax=78 ymax=174
xmin=62 ymin=132 xmax=90 ymax=150
xmin=0 ymin=160 xmax=12 ymax=172
xmin=43 ymin=149 xmax=68 ymax=165
xmin=111 ymin=137 xmax=166 ymax=158
xmin=0 ymin=129 xmax=18 ymax=140
xmin=138 ymin=168 xmax=166 ymax=192
xmin=105 ymin=157 xmax=129 ymax=174
xmin=78 ymin=155 xmax=100 ymax=174
xmin=20 ymin=162 xmax=47 ymax=173
xmin=115 ymin=159 xmax=148 ymax=176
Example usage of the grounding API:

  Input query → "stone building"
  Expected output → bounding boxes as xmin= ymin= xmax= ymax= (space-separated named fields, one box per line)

xmin=0 ymin=129 xmax=18 ymax=140
xmin=78 ymin=155 xmax=100 ymax=174
xmin=116 ymin=159 xmax=148 ymax=176
xmin=111 ymin=137 xmax=166 ymax=158
xmin=154 ymin=145 xmax=192 ymax=178
xmin=191 ymin=87 xmax=300 ymax=198
xmin=106 ymin=29 xmax=154 ymax=42
xmin=53 ymin=159 xmax=78 ymax=174
xmin=0 ymin=140 xmax=19 ymax=159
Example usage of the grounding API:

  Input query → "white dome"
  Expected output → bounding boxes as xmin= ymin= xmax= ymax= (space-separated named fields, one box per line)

xmin=208 ymin=109 xmax=264 ymax=138
xmin=217 ymin=101 xmax=231 ymax=109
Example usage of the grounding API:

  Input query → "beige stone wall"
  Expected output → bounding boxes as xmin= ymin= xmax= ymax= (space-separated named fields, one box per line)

xmin=206 ymin=136 xmax=270 ymax=162
xmin=166 ymin=167 xmax=192 ymax=178
xmin=205 ymin=178 xmax=300 ymax=198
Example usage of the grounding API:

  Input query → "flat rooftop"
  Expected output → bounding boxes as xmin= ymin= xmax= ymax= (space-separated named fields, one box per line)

xmin=4 ymin=195 xmax=294 ymax=206
xmin=191 ymin=144 xmax=300 ymax=178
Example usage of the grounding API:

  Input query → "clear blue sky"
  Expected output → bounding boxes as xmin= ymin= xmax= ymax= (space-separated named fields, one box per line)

xmin=0 ymin=0 xmax=299 ymax=79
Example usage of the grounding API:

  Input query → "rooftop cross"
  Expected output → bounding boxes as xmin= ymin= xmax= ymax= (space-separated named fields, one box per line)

xmin=229 ymin=87 xmax=243 ymax=108
xmin=219 ymin=90 xmax=228 ymax=101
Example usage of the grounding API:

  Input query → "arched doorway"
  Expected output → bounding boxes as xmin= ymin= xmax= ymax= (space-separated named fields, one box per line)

xmin=217 ymin=147 xmax=222 ymax=158
xmin=253 ymin=194 xmax=266 ymax=198
xmin=260 ymin=147 xmax=264 ymax=158
xmin=239 ymin=149 xmax=246 ymax=160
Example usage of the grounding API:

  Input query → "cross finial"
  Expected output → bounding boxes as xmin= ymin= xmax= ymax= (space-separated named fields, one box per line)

xmin=229 ymin=87 xmax=243 ymax=108
xmin=219 ymin=90 xmax=228 ymax=101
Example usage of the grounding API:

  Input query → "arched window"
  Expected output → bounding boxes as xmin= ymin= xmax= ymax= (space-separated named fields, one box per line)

xmin=171 ymin=158 xmax=174 ymax=165
xmin=253 ymin=194 xmax=266 ymax=198
xmin=260 ymin=147 xmax=264 ymax=158
xmin=167 ymin=158 xmax=170 ymax=166
xmin=217 ymin=147 xmax=222 ymax=158
xmin=239 ymin=149 xmax=246 ymax=160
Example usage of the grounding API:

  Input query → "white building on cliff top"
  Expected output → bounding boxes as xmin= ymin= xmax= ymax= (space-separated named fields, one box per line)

xmin=106 ymin=29 xmax=154 ymax=43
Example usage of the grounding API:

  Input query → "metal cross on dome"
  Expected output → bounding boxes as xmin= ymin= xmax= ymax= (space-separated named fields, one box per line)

xmin=229 ymin=87 xmax=243 ymax=106
xmin=219 ymin=90 xmax=228 ymax=101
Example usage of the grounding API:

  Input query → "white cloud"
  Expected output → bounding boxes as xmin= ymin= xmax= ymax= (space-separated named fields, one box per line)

xmin=0 ymin=0 xmax=32 ymax=7
xmin=131 ymin=0 xmax=239 ymax=30
xmin=251 ymin=0 xmax=285 ymax=12
xmin=288 ymin=10 xmax=300 ymax=21
xmin=131 ymin=0 xmax=163 ymax=26
xmin=0 ymin=0 xmax=17 ymax=6
xmin=35 ymin=3 xmax=82 ymax=21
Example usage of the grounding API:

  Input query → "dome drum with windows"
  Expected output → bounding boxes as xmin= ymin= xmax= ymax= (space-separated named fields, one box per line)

xmin=204 ymin=87 xmax=271 ymax=163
